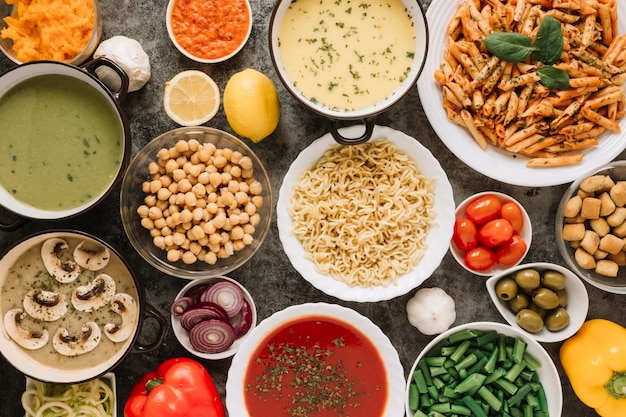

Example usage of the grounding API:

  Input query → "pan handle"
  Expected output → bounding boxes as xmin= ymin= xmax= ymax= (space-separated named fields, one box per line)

xmin=326 ymin=117 xmax=376 ymax=145
xmin=132 ymin=302 xmax=168 ymax=353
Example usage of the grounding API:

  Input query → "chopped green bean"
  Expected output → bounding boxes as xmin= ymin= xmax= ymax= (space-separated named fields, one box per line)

xmin=454 ymin=373 xmax=486 ymax=395
xmin=413 ymin=368 xmax=428 ymax=393
xmin=477 ymin=386 xmax=502 ymax=411
xmin=450 ymin=340 xmax=472 ymax=363
xmin=409 ymin=383 xmax=419 ymax=410
xmin=461 ymin=395 xmax=488 ymax=417
xmin=449 ymin=328 xmax=482 ymax=344
xmin=507 ymin=384 xmax=533 ymax=407
xmin=408 ymin=329 xmax=550 ymax=417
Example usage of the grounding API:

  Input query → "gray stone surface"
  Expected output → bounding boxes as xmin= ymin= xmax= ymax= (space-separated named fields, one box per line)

xmin=0 ymin=1 xmax=624 ymax=416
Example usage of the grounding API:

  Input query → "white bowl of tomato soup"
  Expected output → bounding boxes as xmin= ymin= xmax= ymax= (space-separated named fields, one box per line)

xmin=166 ymin=0 xmax=252 ymax=63
xmin=268 ymin=0 xmax=428 ymax=144
xmin=0 ymin=59 xmax=131 ymax=223
xmin=226 ymin=303 xmax=406 ymax=416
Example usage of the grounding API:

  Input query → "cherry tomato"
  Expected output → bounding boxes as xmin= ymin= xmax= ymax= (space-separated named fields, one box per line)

xmin=500 ymin=202 xmax=524 ymax=232
xmin=465 ymin=195 xmax=502 ymax=225
xmin=463 ymin=246 xmax=496 ymax=271
xmin=452 ymin=218 xmax=478 ymax=251
xmin=495 ymin=235 xmax=528 ymax=266
xmin=478 ymin=218 xmax=514 ymax=247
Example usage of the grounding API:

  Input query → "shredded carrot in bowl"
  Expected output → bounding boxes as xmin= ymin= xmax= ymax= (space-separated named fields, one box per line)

xmin=1 ymin=0 xmax=95 ymax=62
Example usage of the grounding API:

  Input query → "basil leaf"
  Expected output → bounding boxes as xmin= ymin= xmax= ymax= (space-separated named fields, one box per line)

xmin=537 ymin=66 xmax=570 ymax=90
xmin=533 ymin=15 xmax=563 ymax=65
xmin=485 ymin=32 xmax=536 ymax=63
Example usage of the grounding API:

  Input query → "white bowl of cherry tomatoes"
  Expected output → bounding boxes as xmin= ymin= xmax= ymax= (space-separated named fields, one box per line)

xmin=450 ymin=191 xmax=532 ymax=276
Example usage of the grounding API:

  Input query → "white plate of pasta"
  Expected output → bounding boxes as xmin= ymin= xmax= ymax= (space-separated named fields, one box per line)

xmin=418 ymin=0 xmax=626 ymax=187
xmin=276 ymin=125 xmax=455 ymax=302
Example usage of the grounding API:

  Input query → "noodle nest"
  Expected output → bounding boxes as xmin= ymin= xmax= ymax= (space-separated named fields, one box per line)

xmin=289 ymin=138 xmax=436 ymax=287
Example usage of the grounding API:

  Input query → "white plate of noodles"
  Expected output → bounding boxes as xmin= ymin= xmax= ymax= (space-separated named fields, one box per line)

xmin=277 ymin=125 xmax=455 ymax=302
xmin=418 ymin=0 xmax=626 ymax=187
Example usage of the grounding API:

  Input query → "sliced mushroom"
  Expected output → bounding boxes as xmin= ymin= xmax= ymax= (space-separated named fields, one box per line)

xmin=41 ymin=238 xmax=80 ymax=283
xmin=73 ymin=241 xmax=110 ymax=271
xmin=23 ymin=289 xmax=68 ymax=321
xmin=103 ymin=293 xmax=138 ymax=343
xmin=71 ymin=274 xmax=116 ymax=312
xmin=52 ymin=322 xmax=101 ymax=356
xmin=3 ymin=309 xmax=49 ymax=350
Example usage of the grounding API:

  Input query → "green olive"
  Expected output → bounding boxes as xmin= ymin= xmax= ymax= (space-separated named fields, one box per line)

xmin=508 ymin=292 xmax=529 ymax=313
xmin=516 ymin=309 xmax=544 ymax=333
xmin=557 ymin=289 xmax=568 ymax=307
xmin=514 ymin=269 xmax=541 ymax=290
xmin=496 ymin=278 xmax=518 ymax=301
xmin=532 ymin=288 xmax=560 ymax=310
xmin=542 ymin=270 xmax=566 ymax=291
xmin=545 ymin=307 xmax=570 ymax=332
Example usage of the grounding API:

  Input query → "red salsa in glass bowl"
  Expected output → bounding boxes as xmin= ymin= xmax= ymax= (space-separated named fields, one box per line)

xmin=226 ymin=303 xmax=405 ymax=417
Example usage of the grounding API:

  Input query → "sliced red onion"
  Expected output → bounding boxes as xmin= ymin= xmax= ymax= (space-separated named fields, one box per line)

xmin=189 ymin=319 xmax=236 ymax=354
xmin=199 ymin=280 xmax=245 ymax=318
xmin=179 ymin=302 xmax=229 ymax=331
xmin=183 ymin=283 xmax=212 ymax=303
xmin=230 ymin=299 xmax=253 ymax=338
xmin=170 ymin=296 xmax=194 ymax=316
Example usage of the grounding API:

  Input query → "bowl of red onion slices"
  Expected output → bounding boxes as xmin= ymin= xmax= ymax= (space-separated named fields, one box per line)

xmin=170 ymin=276 xmax=256 ymax=359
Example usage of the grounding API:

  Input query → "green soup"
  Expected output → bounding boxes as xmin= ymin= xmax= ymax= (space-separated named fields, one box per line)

xmin=0 ymin=74 xmax=124 ymax=211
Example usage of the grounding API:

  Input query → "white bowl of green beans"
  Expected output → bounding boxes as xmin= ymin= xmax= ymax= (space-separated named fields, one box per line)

xmin=405 ymin=322 xmax=562 ymax=417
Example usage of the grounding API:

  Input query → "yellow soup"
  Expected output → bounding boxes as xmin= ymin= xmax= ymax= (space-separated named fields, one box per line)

xmin=278 ymin=0 xmax=416 ymax=111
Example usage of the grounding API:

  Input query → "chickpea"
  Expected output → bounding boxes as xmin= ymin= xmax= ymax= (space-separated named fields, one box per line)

xmin=142 ymin=181 xmax=151 ymax=194
xmin=165 ymin=159 xmax=179 ymax=174
xmin=189 ymin=242 xmax=203 ymax=255
xmin=144 ymin=194 xmax=157 ymax=207
xmin=137 ymin=205 xmax=149 ymax=218
xmin=184 ymin=192 xmax=197 ymax=207
xmin=205 ymin=251 xmax=218 ymax=265
xmin=157 ymin=148 xmax=170 ymax=161
xmin=214 ymin=155 xmax=228 ymax=168
xmin=230 ymin=165 xmax=242 ymax=178
xmin=233 ymin=240 xmax=245 ymax=251
xmin=231 ymin=225 xmax=245 ymax=241
xmin=167 ymin=249 xmax=181 ymax=262
xmin=157 ymin=187 xmax=171 ymax=201
xmin=243 ymin=224 xmax=256 ymax=235
xmin=173 ymin=232 xmax=186 ymax=246
xmin=148 ymin=161 xmax=160 ymax=175
xmin=141 ymin=217 xmax=155 ymax=230
xmin=150 ymin=228 xmax=161 ymax=238
xmin=153 ymin=236 xmax=167 ymax=250
xmin=249 ymin=181 xmax=262 ymax=195
xmin=154 ymin=218 xmax=167 ymax=230
xmin=239 ymin=156 xmax=253 ymax=170
xmin=243 ymin=234 xmax=253 ymax=245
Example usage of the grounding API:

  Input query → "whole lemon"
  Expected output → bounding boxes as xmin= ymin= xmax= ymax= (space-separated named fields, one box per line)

xmin=223 ymin=68 xmax=280 ymax=143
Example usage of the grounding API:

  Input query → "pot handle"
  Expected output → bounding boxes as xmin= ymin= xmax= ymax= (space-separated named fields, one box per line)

xmin=326 ymin=117 xmax=376 ymax=145
xmin=132 ymin=302 xmax=168 ymax=354
xmin=82 ymin=57 xmax=130 ymax=104
xmin=0 ymin=207 xmax=26 ymax=231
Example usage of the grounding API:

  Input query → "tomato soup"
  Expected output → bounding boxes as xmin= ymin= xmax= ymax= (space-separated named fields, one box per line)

xmin=244 ymin=315 xmax=387 ymax=417
xmin=169 ymin=0 xmax=251 ymax=60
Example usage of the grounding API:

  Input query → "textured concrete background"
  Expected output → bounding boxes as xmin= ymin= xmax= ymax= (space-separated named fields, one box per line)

xmin=1 ymin=0 xmax=624 ymax=416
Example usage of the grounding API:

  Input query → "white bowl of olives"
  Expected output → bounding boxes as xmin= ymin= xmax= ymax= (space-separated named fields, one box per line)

xmin=486 ymin=262 xmax=589 ymax=343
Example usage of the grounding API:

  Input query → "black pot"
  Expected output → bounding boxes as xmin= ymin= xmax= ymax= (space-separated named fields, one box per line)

xmin=268 ymin=0 xmax=429 ymax=145
xmin=0 ymin=59 xmax=131 ymax=228
xmin=0 ymin=230 xmax=167 ymax=384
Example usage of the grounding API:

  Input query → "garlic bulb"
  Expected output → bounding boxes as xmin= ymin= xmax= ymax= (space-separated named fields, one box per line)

xmin=93 ymin=36 xmax=151 ymax=92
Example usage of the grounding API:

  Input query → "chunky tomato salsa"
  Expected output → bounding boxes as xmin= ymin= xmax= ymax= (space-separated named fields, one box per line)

xmin=244 ymin=315 xmax=387 ymax=417
xmin=170 ymin=0 xmax=250 ymax=60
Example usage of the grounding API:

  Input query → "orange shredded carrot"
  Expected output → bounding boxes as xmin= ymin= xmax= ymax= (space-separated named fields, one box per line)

xmin=1 ymin=0 xmax=95 ymax=62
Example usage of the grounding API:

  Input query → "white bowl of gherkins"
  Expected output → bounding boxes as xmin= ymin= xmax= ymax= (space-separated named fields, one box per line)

xmin=405 ymin=322 xmax=562 ymax=417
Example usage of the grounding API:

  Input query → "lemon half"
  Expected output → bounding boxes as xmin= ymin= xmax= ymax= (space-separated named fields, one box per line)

xmin=223 ymin=68 xmax=280 ymax=143
xmin=163 ymin=70 xmax=220 ymax=126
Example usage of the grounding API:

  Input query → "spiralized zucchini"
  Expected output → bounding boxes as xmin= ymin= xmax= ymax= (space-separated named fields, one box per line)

xmin=22 ymin=377 xmax=115 ymax=417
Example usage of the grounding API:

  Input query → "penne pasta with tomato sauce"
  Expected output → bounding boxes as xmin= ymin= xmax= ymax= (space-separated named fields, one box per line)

xmin=434 ymin=0 xmax=626 ymax=167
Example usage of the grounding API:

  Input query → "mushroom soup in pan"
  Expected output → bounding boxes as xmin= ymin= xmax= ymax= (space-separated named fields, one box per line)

xmin=0 ymin=236 xmax=139 ymax=369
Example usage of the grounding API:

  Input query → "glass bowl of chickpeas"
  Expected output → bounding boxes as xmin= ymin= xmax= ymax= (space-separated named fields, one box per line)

xmin=120 ymin=127 xmax=272 ymax=279
xmin=556 ymin=160 xmax=626 ymax=294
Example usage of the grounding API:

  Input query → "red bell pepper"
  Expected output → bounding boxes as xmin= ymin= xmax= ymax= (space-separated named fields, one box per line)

xmin=124 ymin=357 xmax=225 ymax=417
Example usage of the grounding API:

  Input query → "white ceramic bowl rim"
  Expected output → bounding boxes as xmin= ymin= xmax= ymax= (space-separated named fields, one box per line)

xmin=0 ymin=60 xmax=131 ymax=221
xmin=165 ymin=0 xmax=252 ymax=63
